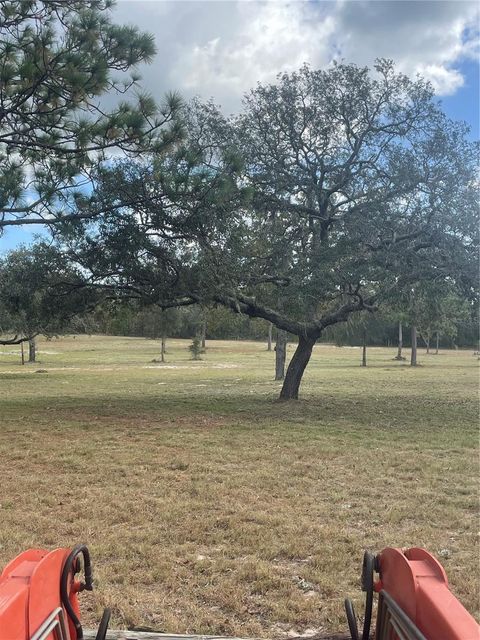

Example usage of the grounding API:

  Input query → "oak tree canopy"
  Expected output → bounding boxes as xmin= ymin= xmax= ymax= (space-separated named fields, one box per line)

xmin=59 ymin=61 xmax=478 ymax=398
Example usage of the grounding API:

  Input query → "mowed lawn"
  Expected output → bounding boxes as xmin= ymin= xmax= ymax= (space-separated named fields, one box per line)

xmin=0 ymin=335 xmax=478 ymax=636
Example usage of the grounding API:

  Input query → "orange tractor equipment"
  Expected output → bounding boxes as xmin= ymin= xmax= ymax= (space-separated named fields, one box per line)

xmin=0 ymin=545 xmax=109 ymax=640
xmin=344 ymin=547 xmax=479 ymax=640
xmin=0 ymin=544 xmax=478 ymax=640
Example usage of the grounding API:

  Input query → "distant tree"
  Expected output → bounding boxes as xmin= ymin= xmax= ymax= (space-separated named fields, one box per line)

xmin=0 ymin=244 xmax=95 ymax=351
xmin=335 ymin=311 xmax=373 ymax=366
xmin=0 ymin=0 xmax=182 ymax=230
xmin=160 ymin=309 xmax=178 ymax=361
xmin=193 ymin=305 xmax=268 ymax=341
xmin=69 ymin=312 xmax=101 ymax=335
xmin=361 ymin=328 xmax=368 ymax=367
xmin=189 ymin=335 xmax=202 ymax=360
xmin=199 ymin=307 xmax=209 ymax=350
xmin=267 ymin=322 xmax=273 ymax=351
xmin=194 ymin=306 xmax=235 ymax=339
xmin=414 ymin=287 xmax=471 ymax=354
xmin=135 ymin=306 xmax=178 ymax=362
xmin=383 ymin=303 xmax=410 ymax=361
xmin=274 ymin=330 xmax=287 ymax=380
xmin=410 ymin=325 xmax=418 ymax=367
xmin=395 ymin=320 xmax=405 ymax=360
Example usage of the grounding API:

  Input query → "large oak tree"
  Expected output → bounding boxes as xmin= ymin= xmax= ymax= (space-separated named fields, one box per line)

xmin=58 ymin=61 xmax=479 ymax=398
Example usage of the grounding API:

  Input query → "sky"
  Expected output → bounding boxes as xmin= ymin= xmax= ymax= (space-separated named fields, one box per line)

xmin=1 ymin=0 xmax=478 ymax=251
xmin=110 ymin=0 xmax=480 ymax=122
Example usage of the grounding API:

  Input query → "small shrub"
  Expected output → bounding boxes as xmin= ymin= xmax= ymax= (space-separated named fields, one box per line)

xmin=189 ymin=335 xmax=202 ymax=360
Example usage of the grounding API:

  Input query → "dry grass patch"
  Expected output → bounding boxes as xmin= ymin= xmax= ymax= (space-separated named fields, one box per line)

xmin=0 ymin=336 xmax=478 ymax=636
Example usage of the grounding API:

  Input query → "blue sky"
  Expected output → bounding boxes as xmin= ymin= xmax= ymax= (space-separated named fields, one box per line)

xmin=1 ymin=0 xmax=478 ymax=253
xmin=441 ymin=60 xmax=479 ymax=138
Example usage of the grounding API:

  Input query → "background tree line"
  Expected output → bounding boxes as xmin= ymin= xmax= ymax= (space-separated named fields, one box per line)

xmin=70 ymin=300 xmax=477 ymax=350
xmin=2 ymin=247 xmax=476 ymax=369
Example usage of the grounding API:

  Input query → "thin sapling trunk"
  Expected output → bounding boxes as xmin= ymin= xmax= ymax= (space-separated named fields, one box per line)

xmin=275 ymin=330 xmax=287 ymax=380
xmin=410 ymin=325 xmax=417 ymax=366
xmin=161 ymin=334 xmax=166 ymax=363
xmin=419 ymin=332 xmax=430 ymax=353
xmin=361 ymin=329 xmax=367 ymax=367
xmin=267 ymin=322 xmax=273 ymax=351
xmin=394 ymin=321 xmax=404 ymax=360
xmin=201 ymin=316 xmax=207 ymax=350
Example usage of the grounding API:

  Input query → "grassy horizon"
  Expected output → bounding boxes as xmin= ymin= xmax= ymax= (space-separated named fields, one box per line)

xmin=0 ymin=335 xmax=478 ymax=636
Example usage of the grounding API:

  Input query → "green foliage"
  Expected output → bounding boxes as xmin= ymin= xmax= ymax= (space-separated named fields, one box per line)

xmin=134 ymin=306 xmax=179 ymax=340
xmin=0 ymin=0 xmax=181 ymax=229
xmin=32 ymin=60 xmax=480 ymax=395
xmin=68 ymin=62 xmax=477 ymax=326
xmin=236 ymin=61 xmax=477 ymax=324
xmin=189 ymin=335 xmax=202 ymax=360
xmin=0 ymin=243 xmax=96 ymax=342
xmin=323 ymin=311 xmax=388 ymax=348
xmin=410 ymin=285 xmax=472 ymax=345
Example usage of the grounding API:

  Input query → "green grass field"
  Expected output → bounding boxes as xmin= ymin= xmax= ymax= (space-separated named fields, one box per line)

xmin=0 ymin=335 xmax=478 ymax=636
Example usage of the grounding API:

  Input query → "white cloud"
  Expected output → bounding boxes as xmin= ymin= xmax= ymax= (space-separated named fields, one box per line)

xmin=175 ymin=2 xmax=335 ymax=107
xmin=415 ymin=64 xmax=464 ymax=96
xmin=332 ymin=0 xmax=479 ymax=96
xmin=112 ymin=0 xmax=479 ymax=109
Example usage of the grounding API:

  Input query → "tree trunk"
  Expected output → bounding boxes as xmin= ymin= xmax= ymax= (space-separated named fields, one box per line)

xmin=267 ymin=322 xmax=273 ymax=351
xmin=275 ymin=330 xmax=287 ymax=380
xmin=410 ymin=326 xmax=417 ymax=366
xmin=200 ymin=315 xmax=207 ymax=350
xmin=279 ymin=335 xmax=316 ymax=400
xmin=161 ymin=334 xmax=166 ymax=363
xmin=394 ymin=321 xmax=403 ymax=360
xmin=419 ymin=331 xmax=430 ymax=353
xmin=361 ymin=329 xmax=367 ymax=367
xmin=20 ymin=340 xmax=25 ymax=365
xmin=435 ymin=331 xmax=439 ymax=355
xmin=28 ymin=338 xmax=36 ymax=363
